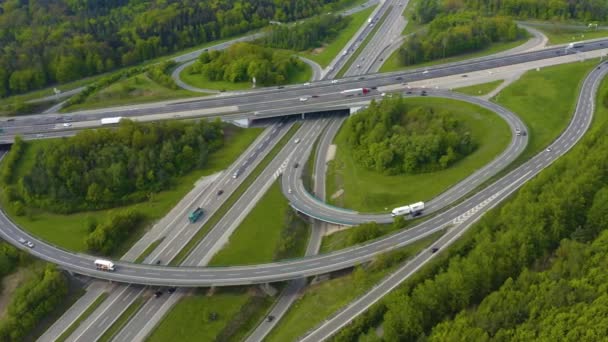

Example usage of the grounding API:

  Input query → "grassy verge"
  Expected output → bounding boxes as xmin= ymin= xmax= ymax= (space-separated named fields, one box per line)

xmin=493 ymin=59 xmax=598 ymax=163
xmin=266 ymin=231 xmax=443 ymax=342
xmin=170 ymin=123 xmax=301 ymax=265
xmin=454 ymin=80 xmax=504 ymax=96
xmin=401 ymin=0 xmax=424 ymax=35
xmin=98 ymin=297 xmax=145 ymax=342
xmin=0 ymin=125 xmax=262 ymax=253
xmin=380 ymin=37 xmax=528 ymax=72
xmin=337 ymin=6 xmax=392 ymax=77
xmin=526 ymin=23 xmax=608 ymax=45
xmin=326 ymin=97 xmax=510 ymax=212
xmin=134 ymin=237 xmax=165 ymax=263
xmin=56 ymin=292 xmax=109 ymax=342
xmin=180 ymin=60 xmax=312 ymax=91
xmin=209 ymin=181 xmax=292 ymax=266
xmin=301 ymin=7 xmax=375 ymax=67
xmin=63 ymin=74 xmax=204 ymax=112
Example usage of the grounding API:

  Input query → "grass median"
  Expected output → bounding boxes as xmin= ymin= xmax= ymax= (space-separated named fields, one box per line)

xmin=134 ymin=237 xmax=165 ymax=263
xmin=526 ymin=23 xmax=608 ymax=45
xmin=170 ymin=123 xmax=302 ymax=265
xmin=337 ymin=6 xmax=392 ymax=78
xmin=56 ymin=292 xmax=109 ymax=342
xmin=326 ymin=97 xmax=510 ymax=212
xmin=97 ymin=296 xmax=145 ymax=342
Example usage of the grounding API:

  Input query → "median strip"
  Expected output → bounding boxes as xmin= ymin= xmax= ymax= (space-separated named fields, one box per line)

xmin=170 ymin=122 xmax=302 ymax=265
xmin=336 ymin=6 xmax=392 ymax=77
xmin=98 ymin=297 xmax=145 ymax=342
xmin=56 ymin=292 xmax=109 ymax=342
xmin=134 ymin=237 xmax=166 ymax=263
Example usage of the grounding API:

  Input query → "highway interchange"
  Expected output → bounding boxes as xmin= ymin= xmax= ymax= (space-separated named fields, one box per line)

xmin=1 ymin=5 xmax=608 ymax=341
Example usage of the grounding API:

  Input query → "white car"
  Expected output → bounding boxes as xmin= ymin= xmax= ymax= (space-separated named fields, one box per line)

xmin=331 ymin=80 xmax=338 ymax=84
xmin=288 ymin=188 xmax=293 ymax=194
xmin=294 ymin=138 xmax=300 ymax=144
xmin=63 ymin=123 xmax=72 ymax=127
xmin=25 ymin=241 xmax=34 ymax=248
xmin=303 ymin=82 xmax=311 ymax=86
xmin=18 ymin=238 xmax=26 ymax=245
xmin=422 ymin=70 xmax=429 ymax=74
xmin=546 ymin=147 xmax=552 ymax=152
xmin=381 ymin=93 xmax=386 ymax=97
xmin=299 ymin=97 xmax=309 ymax=102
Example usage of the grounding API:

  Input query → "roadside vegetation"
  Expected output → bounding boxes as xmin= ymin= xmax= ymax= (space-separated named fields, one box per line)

xmin=529 ymin=24 xmax=608 ymax=45
xmin=454 ymin=80 xmax=504 ymax=96
xmin=329 ymin=59 xmax=608 ymax=342
xmin=266 ymin=232 xmax=442 ymax=342
xmin=0 ymin=124 xmax=262 ymax=253
xmin=56 ymin=292 xmax=109 ymax=342
xmin=327 ymin=97 xmax=510 ymax=212
xmin=183 ymin=43 xmax=311 ymax=91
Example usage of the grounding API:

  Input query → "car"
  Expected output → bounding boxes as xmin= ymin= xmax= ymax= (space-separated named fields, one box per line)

xmin=331 ymin=80 xmax=338 ymax=84
xmin=55 ymin=117 xmax=62 ymax=121
xmin=431 ymin=247 xmax=439 ymax=253
xmin=267 ymin=315 xmax=275 ymax=322
xmin=156 ymin=260 xmax=161 ymax=265
xmin=395 ymin=76 xmax=403 ymax=81
xmin=277 ymin=86 xmax=284 ymax=89
xmin=293 ymin=163 xmax=299 ymax=168
xmin=381 ymin=93 xmax=386 ymax=97
xmin=546 ymin=147 xmax=552 ymax=152
xmin=380 ymin=58 xmax=384 ymax=61
xmin=203 ymin=48 xmax=208 ymax=52
xmin=461 ymin=74 xmax=468 ymax=77
xmin=288 ymin=188 xmax=293 ymax=194
xmin=294 ymin=138 xmax=300 ymax=144
xmin=422 ymin=70 xmax=429 ymax=74
xmin=522 ymin=131 xmax=527 ymax=136
xmin=411 ymin=211 xmax=422 ymax=218
xmin=7 ymin=118 xmax=15 ymax=122
xmin=25 ymin=241 xmax=34 ymax=248
xmin=232 ymin=171 xmax=239 ymax=179
xmin=168 ymin=287 xmax=176 ymax=294
xmin=358 ymin=77 xmax=365 ymax=80
xmin=18 ymin=238 xmax=26 ymax=245
xmin=36 ymin=134 xmax=44 ymax=138
xmin=311 ymin=95 xmax=319 ymax=98
xmin=174 ymin=114 xmax=180 ymax=118
xmin=357 ymin=64 xmax=361 ymax=68
xmin=63 ymin=123 xmax=72 ymax=127
xmin=406 ymin=91 xmax=412 ymax=94
xmin=303 ymin=82 xmax=311 ymax=86
xmin=154 ymin=291 xmax=163 ymax=298
xmin=217 ymin=190 xmax=224 ymax=196
xmin=371 ymin=86 xmax=377 ymax=90
xmin=346 ymin=94 xmax=354 ymax=97
xmin=299 ymin=97 xmax=308 ymax=102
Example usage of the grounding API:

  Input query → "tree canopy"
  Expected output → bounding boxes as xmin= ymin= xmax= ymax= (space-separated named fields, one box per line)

xmin=343 ymin=97 xmax=477 ymax=175
xmin=8 ymin=119 xmax=224 ymax=213
xmin=0 ymin=0 xmax=354 ymax=98
xmin=190 ymin=42 xmax=307 ymax=85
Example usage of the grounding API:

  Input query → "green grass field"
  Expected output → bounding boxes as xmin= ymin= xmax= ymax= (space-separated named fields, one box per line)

xmin=1 ymin=125 xmax=262 ymax=253
xmin=64 ymin=74 xmax=203 ymax=112
xmin=301 ymin=7 xmax=375 ymax=67
xmin=180 ymin=60 xmax=312 ymax=91
xmin=209 ymin=181 xmax=291 ymax=266
xmin=266 ymin=232 xmax=442 ymax=342
xmin=147 ymin=289 xmax=251 ymax=342
xmin=527 ymin=24 xmax=608 ymax=45
xmin=380 ymin=38 xmax=527 ymax=73
xmin=493 ymin=60 xmax=598 ymax=162
xmin=327 ymin=97 xmax=510 ymax=212
xmin=454 ymin=80 xmax=504 ymax=96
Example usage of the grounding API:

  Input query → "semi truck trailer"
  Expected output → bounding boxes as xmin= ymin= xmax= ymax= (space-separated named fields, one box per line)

xmin=391 ymin=202 xmax=425 ymax=217
xmin=189 ymin=207 xmax=204 ymax=223
xmin=94 ymin=259 xmax=115 ymax=271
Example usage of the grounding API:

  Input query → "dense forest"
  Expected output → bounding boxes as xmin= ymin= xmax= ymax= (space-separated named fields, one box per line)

xmin=398 ymin=12 xmax=523 ymax=65
xmin=343 ymin=98 xmax=476 ymax=174
xmin=331 ymin=118 xmax=608 ymax=341
xmin=0 ymin=0 xmax=354 ymax=98
xmin=415 ymin=0 xmax=608 ymax=24
xmin=86 ymin=210 xmax=145 ymax=255
xmin=257 ymin=14 xmax=351 ymax=51
xmin=3 ymin=120 xmax=224 ymax=213
xmin=189 ymin=43 xmax=306 ymax=85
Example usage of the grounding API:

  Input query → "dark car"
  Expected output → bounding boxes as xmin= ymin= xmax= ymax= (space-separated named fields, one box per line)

xmin=371 ymin=86 xmax=377 ymax=90
xmin=461 ymin=74 xmax=468 ymax=77
xmin=155 ymin=260 xmax=161 ymax=265
xmin=311 ymin=95 xmax=319 ymax=98
xmin=293 ymin=163 xmax=299 ymax=168
xmin=217 ymin=190 xmax=224 ymax=196
xmin=406 ymin=91 xmax=412 ymax=94
xmin=396 ymin=76 xmax=403 ymax=81
xmin=431 ymin=247 xmax=439 ymax=253
xmin=277 ymin=86 xmax=284 ymax=89
xmin=168 ymin=287 xmax=176 ymax=294
xmin=267 ymin=315 xmax=275 ymax=322
xmin=358 ymin=77 xmax=365 ymax=80
xmin=154 ymin=291 xmax=163 ymax=298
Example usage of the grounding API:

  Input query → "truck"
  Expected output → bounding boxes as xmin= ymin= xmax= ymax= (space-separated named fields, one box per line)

xmin=100 ymin=117 xmax=123 ymax=125
xmin=568 ymin=42 xmax=584 ymax=49
xmin=340 ymin=88 xmax=370 ymax=96
xmin=94 ymin=259 xmax=115 ymax=272
xmin=188 ymin=207 xmax=204 ymax=223
xmin=391 ymin=201 xmax=425 ymax=217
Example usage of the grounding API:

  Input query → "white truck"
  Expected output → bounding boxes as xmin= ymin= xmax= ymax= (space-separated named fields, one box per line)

xmin=391 ymin=202 xmax=425 ymax=217
xmin=94 ymin=259 xmax=115 ymax=271
xmin=568 ymin=42 xmax=584 ymax=49
xmin=100 ymin=117 xmax=123 ymax=125
xmin=340 ymin=88 xmax=370 ymax=96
